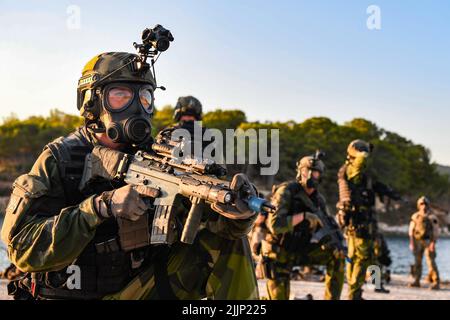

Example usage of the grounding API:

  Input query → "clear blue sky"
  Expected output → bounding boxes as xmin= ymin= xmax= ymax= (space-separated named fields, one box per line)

xmin=1 ymin=1 xmax=449 ymax=164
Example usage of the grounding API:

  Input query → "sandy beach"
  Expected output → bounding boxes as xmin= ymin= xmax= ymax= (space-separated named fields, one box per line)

xmin=1 ymin=274 xmax=448 ymax=300
xmin=258 ymin=274 xmax=449 ymax=300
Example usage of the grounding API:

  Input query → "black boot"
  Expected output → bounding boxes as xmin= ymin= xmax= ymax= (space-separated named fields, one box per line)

xmin=374 ymin=283 xmax=390 ymax=294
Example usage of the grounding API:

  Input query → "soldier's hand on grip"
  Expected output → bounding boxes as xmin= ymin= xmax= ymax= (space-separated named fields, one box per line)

xmin=95 ymin=184 xmax=160 ymax=221
xmin=211 ymin=173 xmax=257 ymax=220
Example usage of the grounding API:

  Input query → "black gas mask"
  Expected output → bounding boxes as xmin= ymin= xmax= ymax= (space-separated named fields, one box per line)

xmin=296 ymin=150 xmax=325 ymax=190
xmin=99 ymin=82 xmax=154 ymax=145
xmin=305 ymin=170 xmax=321 ymax=189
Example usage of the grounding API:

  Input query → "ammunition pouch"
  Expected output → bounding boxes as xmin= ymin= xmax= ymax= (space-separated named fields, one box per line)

xmin=117 ymin=215 xmax=152 ymax=251
xmin=279 ymin=225 xmax=310 ymax=254
xmin=347 ymin=223 xmax=372 ymax=239
xmin=9 ymin=128 xmax=154 ymax=300
xmin=14 ymin=237 xmax=148 ymax=300
xmin=1 ymin=174 xmax=49 ymax=244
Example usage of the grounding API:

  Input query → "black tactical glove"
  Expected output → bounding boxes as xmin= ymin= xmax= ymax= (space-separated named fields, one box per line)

xmin=95 ymin=185 xmax=160 ymax=221
xmin=211 ymin=173 xmax=257 ymax=220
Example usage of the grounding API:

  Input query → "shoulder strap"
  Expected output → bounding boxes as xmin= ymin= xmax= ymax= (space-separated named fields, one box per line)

xmin=44 ymin=127 xmax=93 ymax=204
xmin=286 ymin=181 xmax=319 ymax=213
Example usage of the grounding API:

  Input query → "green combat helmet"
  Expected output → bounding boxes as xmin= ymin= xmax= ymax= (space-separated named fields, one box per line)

xmin=76 ymin=25 xmax=173 ymax=146
xmin=347 ymin=139 xmax=373 ymax=159
xmin=296 ymin=150 xmax=326 ymax=189
xmin=77 ymin=52 xmax=157 ymax=115
xmin=173 ymin=96 xmax=203 ymax=121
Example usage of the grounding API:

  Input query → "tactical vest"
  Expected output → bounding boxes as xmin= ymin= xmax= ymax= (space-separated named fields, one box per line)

xmin=337 ymin=164 xmax=375 ymax=230
xmin=270 ymin=181 xmax=325 ymax=253
xmin=413 ymin=213 xmax=433 ymax=240
xmin=13 ymin=128 xmax=152 ymax=299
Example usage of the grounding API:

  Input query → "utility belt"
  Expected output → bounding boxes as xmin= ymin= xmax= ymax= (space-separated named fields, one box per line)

xmin=8 ymin=236 xmax=152 ymax=300
xmin=263 ymin=226 xmax=311 ymax=257
xmin=259 ymin=256 xmax=290 ymax=280
xmin=341 ymin=206 xmax=375 ymax=239
xmin=278 ymin=229 xmax=311 ymax=254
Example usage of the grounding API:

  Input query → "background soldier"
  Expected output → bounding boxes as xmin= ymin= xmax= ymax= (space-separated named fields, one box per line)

xmin=1 ymin=41 xmax=258 ymax=300
xmin=157 ymin=96 xmax=208 ymax=154
xmin=172 ymin=96 xmax=203 ymax=129
xmin=408 ymin=196 xmax=440 ymax=290
xmin=261 ymin=153 xmax=344 ymax=300
xmin=336 ymin=139 xmax=401 ymax=300
xmin=157 ymin=95 xmax=203 ymax=139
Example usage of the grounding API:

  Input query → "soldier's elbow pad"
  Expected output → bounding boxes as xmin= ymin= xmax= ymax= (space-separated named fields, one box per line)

xmin=1 ymin=174 xmax=49 ymax=245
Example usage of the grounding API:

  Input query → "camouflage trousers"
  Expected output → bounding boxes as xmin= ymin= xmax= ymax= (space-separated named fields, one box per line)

xmin=411 ymin=239 xmax=439 ymax=285
xmin=265 ymin=244 xmax=344 ymax=300
xmin=104 ymin=228 xmax=259 ymax=300
xmin=346 ymin=233 xmax=373 ymax=300
xmin=373 ymin=233 xmax=392 ymax=284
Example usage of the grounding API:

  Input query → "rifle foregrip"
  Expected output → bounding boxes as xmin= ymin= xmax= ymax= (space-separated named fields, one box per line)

xmin=180 ymin=198 xmax=205 ymax=244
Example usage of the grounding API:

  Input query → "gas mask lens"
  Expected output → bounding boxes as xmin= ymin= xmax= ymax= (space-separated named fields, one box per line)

xmin=139 ymin=87 xmax=154 ymax=114
xmin=107 ymin=87 xmax=134 ymax=110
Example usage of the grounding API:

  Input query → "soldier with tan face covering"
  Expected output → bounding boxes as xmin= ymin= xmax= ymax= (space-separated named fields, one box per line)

xmin=408 ymin=196 xmax=440 ymax=290
xmin=336 ymin=139 xmax=401 ymax=299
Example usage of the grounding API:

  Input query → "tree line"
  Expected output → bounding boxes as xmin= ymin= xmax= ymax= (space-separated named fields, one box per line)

xmin=1 ymin=107 xmax=449 ymax=220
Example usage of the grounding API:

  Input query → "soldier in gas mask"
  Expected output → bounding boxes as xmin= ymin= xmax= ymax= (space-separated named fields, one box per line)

xmin=260 ymin=153 xmax=344 ymax=300
xmin=1 ymin=27 xmax=258 ymax=300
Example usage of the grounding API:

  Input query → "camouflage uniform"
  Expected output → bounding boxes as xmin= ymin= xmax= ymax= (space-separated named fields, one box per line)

xmin=373 ymin=232 xmax=392 ymax=285
xmin=115 ymin=102 xmax=256 ymax=300
xmin=262 ymin=182 xmax=344 ymax=300
xmin=336 ymin=140 xmax=400 ymax=300
xmin=1 ymin=127 xmax=258 ymax=300
xmin=409 ymin=198 xmax=440 ymax=289
xmin=1 ymin=51 xmax=258 ymax=300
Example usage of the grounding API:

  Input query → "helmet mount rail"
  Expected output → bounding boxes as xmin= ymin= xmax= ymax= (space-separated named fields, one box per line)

xmin=95 ymin=24 xmax=174 ymax=90
xmin=132 ymin=24 xmax=174 ymax=90
xmin=312 ymin=150 xmax=325 ymax=168
xmin=78 ymin=25 xmax=173 ymax=133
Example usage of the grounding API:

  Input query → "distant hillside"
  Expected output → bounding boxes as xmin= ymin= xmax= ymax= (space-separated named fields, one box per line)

xmin=1 ymin=108 xmax=450 ymax=223
xmin=437 ymin=165 xmax=450 ymax=180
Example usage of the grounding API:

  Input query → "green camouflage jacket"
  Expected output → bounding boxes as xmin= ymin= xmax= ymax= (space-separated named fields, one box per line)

xmin=1 ymin=132 xmax=254 ymax=274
